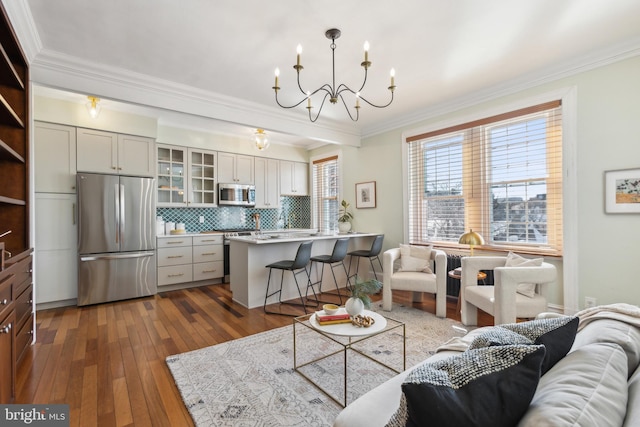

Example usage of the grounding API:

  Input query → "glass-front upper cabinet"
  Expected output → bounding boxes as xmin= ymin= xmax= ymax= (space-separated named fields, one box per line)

xmin=157 ymin=145 xmax=186 ymax=206
xmin=157 ymin=145 xmax=217 ymax=207
xmin=188 ymin=149 xmax=217 ymax=207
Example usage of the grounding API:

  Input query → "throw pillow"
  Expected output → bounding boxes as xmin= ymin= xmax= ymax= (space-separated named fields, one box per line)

xmin=468 ymin=327 xmax=533 ymax=350
xmin=500 ymin=316 xmax=579 ymax=375
xmin=504 ymin=251 xmax=544 ymax=298
xmin=398 ymin=244 xmax=433 ymax=273
xmin=385 ymin=344 xmax=546 ymax=427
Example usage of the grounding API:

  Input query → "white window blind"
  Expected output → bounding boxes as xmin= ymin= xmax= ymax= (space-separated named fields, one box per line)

xmin=406 ymin=100 xmax=563 ymax=255
xmin=312 ymin=155 xmax=339 ymax=233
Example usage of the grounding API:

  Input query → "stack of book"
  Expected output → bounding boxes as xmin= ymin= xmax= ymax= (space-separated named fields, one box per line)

xmin=316 ymin=311 xmax=352 ymax=325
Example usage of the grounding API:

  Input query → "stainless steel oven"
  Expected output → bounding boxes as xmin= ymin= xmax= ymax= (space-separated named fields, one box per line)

xmin=220 ymin=229 xmax=255 ymax=283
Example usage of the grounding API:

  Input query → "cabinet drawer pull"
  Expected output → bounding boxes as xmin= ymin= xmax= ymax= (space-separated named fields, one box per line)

xmin=0 ymin=323 xmax=11 ymax=334
xmin=0 ymin=299 xmax=7 ymax=305
xmin=168 ymin=273 xmax=185 ymax=278
xmin=202 ymin=269 xmax=217 ymax=273
xmin=199 ymin=239 xmax=217 ymax=243
xmin=167 ymin=255 xmax=184 ymax=259
xmin=202 ymin=252 xmax=216 ymax=256
xmin=167 ymin=241 xmax=185 ymax=244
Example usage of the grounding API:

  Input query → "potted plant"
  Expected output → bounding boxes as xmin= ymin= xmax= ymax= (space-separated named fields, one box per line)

xmin=345 ymin=275 xmax=382 ymax=316
xmin=338 ymin=199 xmax=353 ymax=233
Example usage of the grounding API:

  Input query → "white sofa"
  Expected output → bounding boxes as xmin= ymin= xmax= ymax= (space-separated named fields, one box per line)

xmin=334 ymin=304 xmax=640 ymax=427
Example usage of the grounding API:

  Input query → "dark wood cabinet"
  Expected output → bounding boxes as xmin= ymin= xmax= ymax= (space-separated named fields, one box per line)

xmin=0 ymin=2 xmax=29 ymax=253
xmin=0 ymin=4 xmax=33 ymax=404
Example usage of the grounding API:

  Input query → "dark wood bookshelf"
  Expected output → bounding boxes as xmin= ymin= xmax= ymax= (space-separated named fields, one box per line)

xmin=0 ymin=2 xmax=31 ymax=405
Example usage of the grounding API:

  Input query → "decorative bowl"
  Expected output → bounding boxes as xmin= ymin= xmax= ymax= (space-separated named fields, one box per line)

xmin=322 ymin=304 xmax=340 ymax=315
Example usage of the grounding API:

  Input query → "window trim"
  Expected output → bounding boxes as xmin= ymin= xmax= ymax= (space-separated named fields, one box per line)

xmin=310 ymin=150 xmax=343 ymax=232
xmin=407 ymin=102 xmax=562 ymax=255
xmin=401 ymin=87 xmax=579 ymax=312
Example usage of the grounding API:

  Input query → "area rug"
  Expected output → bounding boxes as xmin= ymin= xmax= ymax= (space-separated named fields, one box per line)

xmin=166 ymin=303 xmax=467 ymax=426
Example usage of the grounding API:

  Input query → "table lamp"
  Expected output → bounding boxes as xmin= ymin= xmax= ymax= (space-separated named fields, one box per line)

xmin=459 ymin=229 xmax=484 ymax=256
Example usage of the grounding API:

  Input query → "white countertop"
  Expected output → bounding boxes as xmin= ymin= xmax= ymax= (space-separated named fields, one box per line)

xmin=156 ymin=228 xmax=318 ymax=239
xmin=157 ymin=232 xmax=222 ymax=238
xmin=227 ymin=231 xmax=377 ymax=244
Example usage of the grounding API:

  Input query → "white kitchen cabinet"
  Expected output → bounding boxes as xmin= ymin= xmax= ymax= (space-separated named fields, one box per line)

xmin=157 ymin=145 xmax=186 ymax=206
xmin=187 ymin=149 xmax=217 ymax=207
xmin=192 ymin=235 xmax=224 ymax=281
xmin=34 ymin=193 xmax=78 ymax=304
xmin=77 ymin=128 xmax=154 ymax=177
xmin=217 ymin=152 xmax=254 ymax=184
xmin=157 ymin=235 xmax=224 ymax=287
xmin=280 ymin=160 xmax=309 ymax=196
xmin=157 ymin=145 xmax=217 ymax=207
xmin=255 ymin=157 xmax=280 ymax=208
xmin=157 ymin=237 xmax=193 ymax=286
xmin=34 ymin=122 xmax=77 ymax=193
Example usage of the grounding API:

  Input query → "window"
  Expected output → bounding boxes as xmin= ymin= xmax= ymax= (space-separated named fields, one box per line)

xmin=407 ymin=101 xmax=563 ymax=255
xmin=312 ymin=155 xmax=339 ymax=233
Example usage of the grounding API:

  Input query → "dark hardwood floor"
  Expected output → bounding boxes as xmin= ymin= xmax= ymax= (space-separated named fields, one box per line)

xmin=16 ymin=284 xmax=492 ymax=426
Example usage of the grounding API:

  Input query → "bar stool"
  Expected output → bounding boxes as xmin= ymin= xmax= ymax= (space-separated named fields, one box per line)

xmin=264 ymin=241 xmax=317 ymax=316
xmin=307 ymin=238 xmax=350 ymax=305
xmin=348 ymin=234 xmax=384 ymax=282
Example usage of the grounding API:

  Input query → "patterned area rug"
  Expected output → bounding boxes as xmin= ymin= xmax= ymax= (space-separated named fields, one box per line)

xmin=166 ymin=303 xmax=465 ymax=426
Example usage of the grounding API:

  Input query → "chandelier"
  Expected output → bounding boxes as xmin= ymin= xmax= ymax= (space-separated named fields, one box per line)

xmin=272 ymin=28 xmax=396 ymax=122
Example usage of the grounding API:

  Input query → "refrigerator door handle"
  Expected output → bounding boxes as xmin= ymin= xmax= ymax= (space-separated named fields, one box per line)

xmin=114 ymin=183 xmax=120 ymax=244
xmin=120 ymin=183 xmax=126 ymax=245
xmin=80 ymin=252 xmax=155 ymax=262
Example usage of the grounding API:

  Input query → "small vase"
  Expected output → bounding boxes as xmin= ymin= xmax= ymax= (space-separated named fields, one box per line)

xmin=345 ymin=297 xmax=364 ymax=317
xmin=338 ymin=222 xmax=351 ymax=233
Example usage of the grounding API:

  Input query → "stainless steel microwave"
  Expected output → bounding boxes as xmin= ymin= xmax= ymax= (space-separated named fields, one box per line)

xmin=218 ymin=183 xmax=256 ymax=206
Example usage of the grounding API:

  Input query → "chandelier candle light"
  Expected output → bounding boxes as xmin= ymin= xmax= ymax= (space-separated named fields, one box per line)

xmin=272 ymin=28 xmax=396 ymax=122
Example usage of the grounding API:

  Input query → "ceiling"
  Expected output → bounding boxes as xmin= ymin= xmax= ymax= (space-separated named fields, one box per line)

xmin=7 ymin=0 xmax=640 ymax=148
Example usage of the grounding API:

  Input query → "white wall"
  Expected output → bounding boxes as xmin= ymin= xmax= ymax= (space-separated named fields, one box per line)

xmin=323 ymin=55 xmax=640 ymax=311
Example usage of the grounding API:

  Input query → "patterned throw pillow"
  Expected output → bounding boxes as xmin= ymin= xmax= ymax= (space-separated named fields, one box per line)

xmin=500 ymin=316 xmax=579 ymax=375
xmin=398 ymin=244 xmax=433 ymax=273
xmin=504 ymin=251 xmax=544 ymax=298
xmin=468 ymin=327 xmax=533 ymax=350
xmin=386 ymin=344 xmax=546 ymax=427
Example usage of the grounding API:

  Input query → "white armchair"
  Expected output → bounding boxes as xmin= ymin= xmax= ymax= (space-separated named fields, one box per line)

xmin=382 ymin=247 xmax=447 ymax=318
xmin=460 ymin=256 xmax=557 ymax=326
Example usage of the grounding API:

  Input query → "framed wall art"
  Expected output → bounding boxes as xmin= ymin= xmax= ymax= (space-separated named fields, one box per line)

xmin=355 ymin=181 xmax=376 ymax=209
xmin=604 ymin=168 xmax=640 ymax=213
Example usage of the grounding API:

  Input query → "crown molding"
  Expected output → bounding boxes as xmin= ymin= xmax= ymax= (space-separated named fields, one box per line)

xmin=1 ymin=0 xmax=42 ymax=62
xmin=30 ymin=49 xmax=362 ymax=148
xmin=362 ymin=37 xmax=640 ymax=139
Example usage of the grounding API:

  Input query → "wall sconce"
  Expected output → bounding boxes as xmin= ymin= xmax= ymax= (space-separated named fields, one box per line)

xmin=86 ymin=96 xmax=101 ymax=118
xmin=253 ymin=129 xmax=270 ymax=151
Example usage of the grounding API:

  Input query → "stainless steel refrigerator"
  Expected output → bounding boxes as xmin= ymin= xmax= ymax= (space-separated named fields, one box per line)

xmin=77 ymin=173 xmax=157 ymax=306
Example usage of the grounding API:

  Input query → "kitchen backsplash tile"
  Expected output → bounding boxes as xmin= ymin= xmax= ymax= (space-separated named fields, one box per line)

xmin=157 ymin=196 xmax=311 ymax=233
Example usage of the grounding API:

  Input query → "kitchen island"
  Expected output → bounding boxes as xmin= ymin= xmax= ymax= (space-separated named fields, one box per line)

xmin=228 ymin=232 xmax=381 ymax=309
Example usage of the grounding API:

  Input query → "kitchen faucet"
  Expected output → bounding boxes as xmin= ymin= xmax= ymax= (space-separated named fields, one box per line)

xmin=252 ymin=213 xmax=261 ymax=231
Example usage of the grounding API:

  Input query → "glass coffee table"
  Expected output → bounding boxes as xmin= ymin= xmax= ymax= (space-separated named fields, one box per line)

xmin=293 ymin=309 xmax=405 ymax=407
